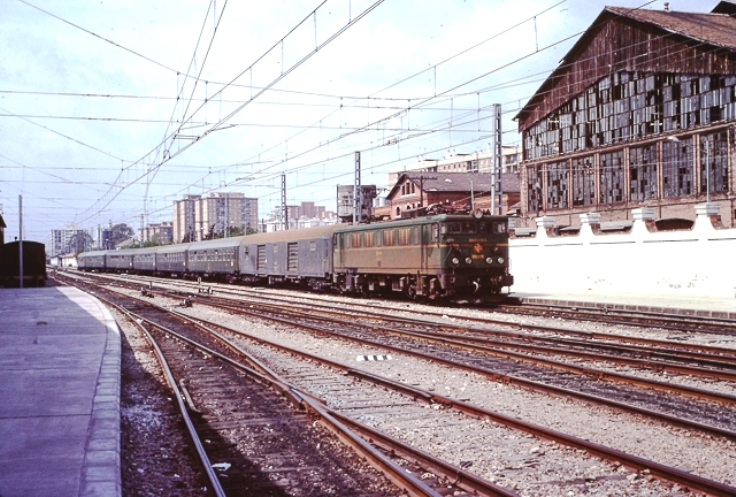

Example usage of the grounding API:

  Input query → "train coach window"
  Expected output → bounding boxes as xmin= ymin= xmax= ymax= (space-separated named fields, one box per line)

xmin=383 ymin=229 xmax=396 ymax=246
xmin=432 ymin=223 xmax=439 ymax=241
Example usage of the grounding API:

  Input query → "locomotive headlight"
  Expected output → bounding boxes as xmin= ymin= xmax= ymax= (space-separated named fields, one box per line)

xmin=451 ymin=256 xmax=461 ymax=266
xmin=465 ymin=257 xmax=473 ymax=265
xmin=485 ymin=256 xmax=494 ymax=265
xmin=498 ymin=257 xmax=505 ymax=264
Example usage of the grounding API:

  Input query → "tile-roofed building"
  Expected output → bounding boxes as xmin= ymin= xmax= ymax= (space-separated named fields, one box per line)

xmin=384 ymin=172 xmax=520 ymax=219
xmin=514 ymin=3 xmax=736 ymax=229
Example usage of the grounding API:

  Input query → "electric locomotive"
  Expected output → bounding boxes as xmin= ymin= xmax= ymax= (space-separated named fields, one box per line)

xmin=333 ymin=208 xmax=512 ymax=301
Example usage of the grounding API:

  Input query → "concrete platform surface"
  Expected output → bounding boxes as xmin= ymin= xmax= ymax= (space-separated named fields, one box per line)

xmin=514 ymin=290 xmax=736 ymax=319
xmin=0 ymin=287 xmax=121 ymax=497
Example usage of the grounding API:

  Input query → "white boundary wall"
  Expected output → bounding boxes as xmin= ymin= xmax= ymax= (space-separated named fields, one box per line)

xmin=509 ymin=204 xmax=736 ymax=298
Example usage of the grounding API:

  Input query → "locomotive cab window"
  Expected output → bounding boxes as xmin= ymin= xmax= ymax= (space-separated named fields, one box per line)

xmin=443 ymin=222 xmax=478 ymax=234
xmin=479 ymin=221 xmax=507 ymax=233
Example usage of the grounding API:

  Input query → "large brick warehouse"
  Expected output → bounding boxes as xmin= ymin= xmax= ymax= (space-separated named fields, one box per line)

xmin=515 ymin=1 xmax=736 ymax=228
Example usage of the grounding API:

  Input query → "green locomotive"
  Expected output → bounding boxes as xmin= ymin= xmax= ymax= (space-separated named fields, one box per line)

xmin=333 ymin=210 xmax=512 ymax=301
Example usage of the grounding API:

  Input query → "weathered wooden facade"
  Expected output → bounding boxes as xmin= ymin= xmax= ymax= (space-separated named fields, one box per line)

xmin=515 ymin=3 xmax=736 ymax=228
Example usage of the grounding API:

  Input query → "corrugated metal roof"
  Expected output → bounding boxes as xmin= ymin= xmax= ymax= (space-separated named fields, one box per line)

xmin=608 ymin=6 xmax=736 ymax=52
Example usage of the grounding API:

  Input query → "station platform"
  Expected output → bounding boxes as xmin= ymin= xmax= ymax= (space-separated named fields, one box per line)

xmin=0 ymin=286 xmax=121 ymax=497
xmin=513 ymin=290 xmax=736 ymax=320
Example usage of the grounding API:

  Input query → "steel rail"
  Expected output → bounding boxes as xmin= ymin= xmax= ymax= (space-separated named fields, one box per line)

xmin=59 ymin=270 xmax=736 ymax=361
xmin=208 ymin=296 xmax=736 ymax=378
xmin=161 ymin=304 xmax=736 ymax=496
xmin=126 ymin=308 xmax=509 ymax=497
xmin=497 ymin=301 xmax=736 ymax=331
xmin=185 ymin=286 xmax=736 ymax=366
xmin=108 ymin=302 xmax=227 ymax=497
xmin=197 ymin=300 xmax=736 ymax=442
xmin=61 ymin=273 xmax=736 ymax=495
xmin=204 ymin=298 xmax=736 ymax=407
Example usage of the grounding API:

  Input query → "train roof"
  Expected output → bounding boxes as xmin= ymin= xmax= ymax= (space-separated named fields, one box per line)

xmin=186 ymin=236 xmax=246 ymax=251
xmin=238 ymin=224 xmax=341 ymax=244
xmin=78 ymin=250 xmax=108 ymax=258
xmin=334 ymin=213 xmax=508 ymax=232
xmin=3 ymin=240 xmax=45 ymax=248
xmin=131 ymin=246 xmax=161 ymax=255
xmin=156 ymin=243 xmax=191 ymax=254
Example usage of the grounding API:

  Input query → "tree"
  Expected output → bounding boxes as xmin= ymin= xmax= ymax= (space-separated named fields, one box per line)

xmin=68 ymin=231 xmax=93 ymax=254
xmin=111 ymin=223 xmax=134 ymax=245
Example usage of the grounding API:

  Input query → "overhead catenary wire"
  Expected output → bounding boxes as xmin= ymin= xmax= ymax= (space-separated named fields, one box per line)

xmin=74 ymin=0 xmax=387 ymax=226
xmin=4 ymin=0 xmax=713 ymax=237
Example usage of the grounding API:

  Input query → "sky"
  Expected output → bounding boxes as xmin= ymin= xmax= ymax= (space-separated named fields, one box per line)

xmin=0 ymin=0 xmax=714 ymax=244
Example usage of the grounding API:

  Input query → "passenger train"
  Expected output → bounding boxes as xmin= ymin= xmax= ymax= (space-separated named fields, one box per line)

xmin=78 ymin=208 xmax=513 ymax=301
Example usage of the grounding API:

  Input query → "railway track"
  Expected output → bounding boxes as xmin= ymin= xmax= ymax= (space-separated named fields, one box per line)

xmin=59 ymin=272 xmax=518 ymax=496
xmin=56 ymin=271 xmax=736 ymax=495
xmin=65 ymin=272 xmax=736 ymax=434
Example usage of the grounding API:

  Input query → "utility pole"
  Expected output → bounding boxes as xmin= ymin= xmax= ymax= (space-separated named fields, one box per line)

xmin=281 ymin=173 xmax=288 ymax=230
xmin=491 ymin=103 xmax=503 ymax=215
xmin=19 ymin=195 xmax=23 ymax=289
xmin=353 ymin=151 xmax=361 ymax=224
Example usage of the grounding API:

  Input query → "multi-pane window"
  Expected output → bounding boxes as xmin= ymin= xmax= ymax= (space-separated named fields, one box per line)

xmin=662 ymin=136 xmax=693 ymax=197
xmin=524 ymin=71 xmax=736 ymax=160
xmin=546 ymin=161 xmax=568 ymax=208
xmin=599 ymin=150 xmax=625 ymax=203
xmin=700 ymin=131 xmax=729 ymax=196
xmin=629 ymin=144 xmax=657 ymax=201
xmin=572 ymin=156 xmax=595 ymax=207
xmin=527 ymin=165 xmax=544 ymax=213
